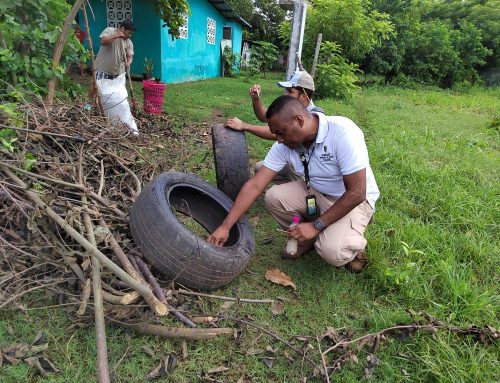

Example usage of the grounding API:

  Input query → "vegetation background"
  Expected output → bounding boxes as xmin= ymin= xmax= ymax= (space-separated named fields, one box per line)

xmin=1 ymin=73 xmax=499 ymax=382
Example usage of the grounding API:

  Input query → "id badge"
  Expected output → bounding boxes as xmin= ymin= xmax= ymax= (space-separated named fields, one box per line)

xmin=305 ymin=194 xmax=318 ymax=218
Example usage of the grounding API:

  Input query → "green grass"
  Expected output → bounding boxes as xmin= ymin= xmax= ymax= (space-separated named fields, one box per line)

xmin=1 ymin=75 xmax=499 ymax=382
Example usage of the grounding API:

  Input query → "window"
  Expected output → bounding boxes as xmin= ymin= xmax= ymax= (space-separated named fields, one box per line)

xmin=179 ymin=13 xmax=188 ymax=39
xmin=106 ymin=0 xmax=133 ymax=28
xmin=222 ymin=26 xmax=232 ymax=40
xmin=207 ymin=17 xmax=216 ymax=45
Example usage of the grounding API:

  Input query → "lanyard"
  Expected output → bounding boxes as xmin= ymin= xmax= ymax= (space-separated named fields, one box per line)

xmin=299 ymin=145 xmax=316 ymax=191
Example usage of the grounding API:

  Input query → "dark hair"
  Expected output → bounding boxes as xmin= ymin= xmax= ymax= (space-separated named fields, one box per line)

xmin=119 ymin=19 xmax=136 ymax=31
xmin=296 ymin=86 xmax=314 ymax=100
xmin=266 ymin=95 xmax=306 ymax=120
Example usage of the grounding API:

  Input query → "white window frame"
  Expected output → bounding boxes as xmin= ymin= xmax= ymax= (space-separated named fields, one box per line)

xmin=106 ymin=0 xmax=133 ymax=28
xmin=207 ymin=17 xmax=216 ymax=45
xmin=179 ymin=13 xmax=188 ymax=39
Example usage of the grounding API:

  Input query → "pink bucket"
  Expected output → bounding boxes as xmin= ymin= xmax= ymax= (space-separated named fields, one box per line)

xmin=143 ymin=80 xmax=166 ymax=114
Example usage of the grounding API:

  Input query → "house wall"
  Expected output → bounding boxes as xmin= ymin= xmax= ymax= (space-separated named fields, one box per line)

xmin=82 ymin=0 xmax=244 ymax=83
xmin=160 ymin=0 xmax=244 ymax=83
xmin=80 ymin=0 xmax=161 ymax=78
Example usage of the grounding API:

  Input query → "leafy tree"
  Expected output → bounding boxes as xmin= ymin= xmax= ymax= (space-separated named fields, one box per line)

xmin=430 ymin=0 xmax=500 ymax=67
xmin=251 ymin=0 xmax=286 ymax=50
xmin=246 ymin=41 xmax=278 ymax=77
xmin=363 ymin=0 xmax=429 ymax=83
xmin=304 ymin=0 xmax=394 ymax=64
xmin=224 ymin=0 xmax=254 ymax=25
xmin=401 ymin=19 xmax=490 ymax=87
xmin=0 ymin=0 xmax=84 ymax=98
xmin=314 ymin=41 xmax=360 ymax=100
xmin=155 ymin=0 xmax=191 ymax=40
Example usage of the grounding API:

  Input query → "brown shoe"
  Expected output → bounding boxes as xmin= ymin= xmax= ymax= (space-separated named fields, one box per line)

xmin=345 ymin=251 xmax=368 ymax=273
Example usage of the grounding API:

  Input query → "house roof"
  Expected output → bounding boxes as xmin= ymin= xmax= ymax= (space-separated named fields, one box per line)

xmin=206 ymin=0 xmax=252 ymax=29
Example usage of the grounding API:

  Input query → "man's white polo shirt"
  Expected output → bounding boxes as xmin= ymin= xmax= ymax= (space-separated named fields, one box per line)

xmin=263 ymin=112 xmax=380 ymax=209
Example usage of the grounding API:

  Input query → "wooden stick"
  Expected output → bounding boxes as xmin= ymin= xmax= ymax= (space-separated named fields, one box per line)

xmin=310 ymin=33 xmax=323 ymax=79
xmin=317 ymin=336 xmax=331 ymax=383
xmin=79 ymin=140 xmax=111 ymax=383
xmin=322 ymin=324 xmax=437 ymax=356
xmin=98 ymin=219 xmax=141 ymax=281
xmin=0 ymin=125 xmax=84 ymax=140
xmin=0 ymin=162 xmax=125 ymax=217
xmin=81 ymin=0 xmax=104 ymax=114
xmin=102 ymin=290 xmax=139 ymax=305
xmin=176 ymin=289 xmax=274 ymax=304
xmin=1 ymin=166 xmax=167 ymax=316
xmin=125 ymin=323 xmax=233 ymax=340
xmin=46 ymin=0 xmax=86 ymax=104
xmin=135 ymin=256 xmax=197 ymax=328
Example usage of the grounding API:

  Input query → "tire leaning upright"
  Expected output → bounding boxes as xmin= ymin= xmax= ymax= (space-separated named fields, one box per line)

xmin=211 ymin=123 xmax=250 ymax=200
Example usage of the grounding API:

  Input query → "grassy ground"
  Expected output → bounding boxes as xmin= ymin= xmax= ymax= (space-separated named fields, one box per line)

xmin=1 ymin=74 xmax=499 ymax=382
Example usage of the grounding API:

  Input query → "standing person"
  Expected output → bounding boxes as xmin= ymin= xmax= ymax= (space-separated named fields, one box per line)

xmin=95 ymin=19 xmax=135 ymax=80
xmin=208 ymin=96 xmax=380 ymax=273
xmin=225 ymin=70 xmax=325 ymax=180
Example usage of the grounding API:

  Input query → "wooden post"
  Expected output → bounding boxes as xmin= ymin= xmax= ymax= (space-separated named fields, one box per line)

xmin=310 ymin=33 xmax=322 ymax=79
xmin=46 ymin=0 xmax=86 ymax=104
xmin=81 ymin=1 xmax=104 ymax=114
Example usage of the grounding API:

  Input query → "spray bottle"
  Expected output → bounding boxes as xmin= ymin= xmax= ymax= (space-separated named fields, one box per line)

xmin=286 ymin=215 xmax=300 ymax=255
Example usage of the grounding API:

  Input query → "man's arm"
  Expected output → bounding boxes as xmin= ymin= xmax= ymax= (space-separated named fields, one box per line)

xmin=100 ymin=30 xmax=124 ymax=45
xmin=289 ymin=169 xmax=367 ymax=241
xmin=249 ymin=85 xmax=267 ymax=122
xmin=225 ymin=118 xmax=276 ymax=140
xmin=126 ymin=53 xmax=133 ymax=68
xmin=207 ymin=166 xmax=277 ymax=246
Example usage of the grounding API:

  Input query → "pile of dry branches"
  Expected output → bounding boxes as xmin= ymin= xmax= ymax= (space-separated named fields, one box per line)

xmin=0 ymin=101 xmax=232 ymax=380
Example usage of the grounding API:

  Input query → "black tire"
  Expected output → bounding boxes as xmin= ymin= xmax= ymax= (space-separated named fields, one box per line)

xmin=129 ymin=172 xmax=255 ymax=291
xmin=212 ymin=123 xmax=250 ymax=200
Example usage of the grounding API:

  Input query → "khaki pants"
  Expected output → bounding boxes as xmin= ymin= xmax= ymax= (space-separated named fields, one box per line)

xmin=264 ymin=180 xmax=374 ymax=266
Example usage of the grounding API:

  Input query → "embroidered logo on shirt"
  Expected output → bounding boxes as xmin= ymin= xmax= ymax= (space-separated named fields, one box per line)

xmin=320 ymin=146 xmax=334 ymax=162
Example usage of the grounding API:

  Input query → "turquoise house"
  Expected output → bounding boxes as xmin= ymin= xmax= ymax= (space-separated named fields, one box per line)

xmin=81 ymin=0 xmax=249 ymax=83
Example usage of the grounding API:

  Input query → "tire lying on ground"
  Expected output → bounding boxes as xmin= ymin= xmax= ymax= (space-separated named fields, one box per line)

xmin=129 ymin=172 xmax=255 ymax=291
xmin=212 ymin=123 xmax=250 ymax=200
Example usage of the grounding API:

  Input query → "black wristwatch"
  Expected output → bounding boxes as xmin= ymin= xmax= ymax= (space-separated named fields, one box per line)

xmin=313 ymin=218 xmax=327 ymax=231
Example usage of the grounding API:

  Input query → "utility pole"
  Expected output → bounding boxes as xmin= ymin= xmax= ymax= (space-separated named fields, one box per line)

xmin=279 ymin=0 xmax=308 ymax=80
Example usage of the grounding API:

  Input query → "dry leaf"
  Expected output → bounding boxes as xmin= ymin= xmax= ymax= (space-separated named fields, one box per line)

xmin=219 ymin=301 xmax=234 ymax=311
xmin=141 ymin=345 xmax=156 ymax=357
xmin=271 ymin=301 xmax=284 ymax=316
xmin=262 ymin=357 xmax=274 ymax=369
xmin=265 ymin=268 xmax=296 ymax=290
xmin=146 ymin=354 xmax=176 ymax=380
xmin=207 ymin=366 xmax=229 ymax=374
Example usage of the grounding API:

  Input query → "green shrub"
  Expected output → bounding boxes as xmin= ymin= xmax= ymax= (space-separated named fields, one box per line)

xmin=315 ymin=41 xmax=360 ymax=100
xmin=222 ymin=46 xmax=241 ymax=78
xmin=247 ymin=41 xmax=278 ymax=77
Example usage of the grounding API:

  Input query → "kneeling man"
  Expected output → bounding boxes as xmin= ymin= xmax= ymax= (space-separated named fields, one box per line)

xmin=207 ymin=96 xmax=379 ymax=272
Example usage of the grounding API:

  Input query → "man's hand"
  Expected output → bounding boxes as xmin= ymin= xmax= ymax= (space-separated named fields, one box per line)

xmin=225 ymin=117 xmax=245 ymax=131
xmin=207 ymin=225 xmax=230 ymax=247
xmin=114 ymin=30 xmax=125 ymax=39
xmin=289 ymin=222 xmax=320 ymax=242
xmin=249 ymin=84 xmax=261 ymax=100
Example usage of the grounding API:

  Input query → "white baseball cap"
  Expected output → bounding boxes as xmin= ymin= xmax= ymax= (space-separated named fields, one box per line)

xmin=277 ymin=70 xmax=315 ymax=92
